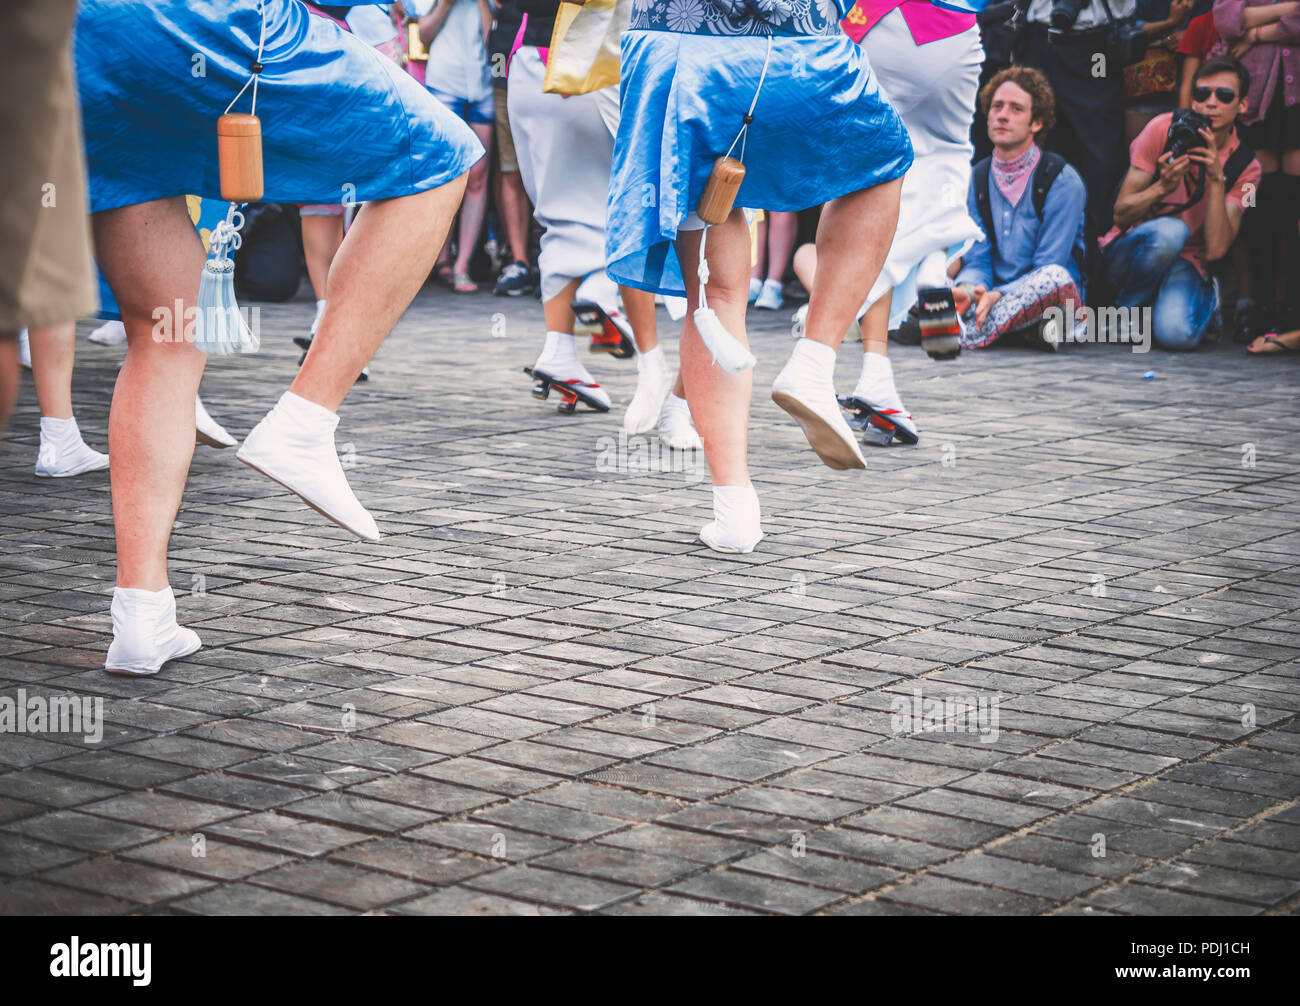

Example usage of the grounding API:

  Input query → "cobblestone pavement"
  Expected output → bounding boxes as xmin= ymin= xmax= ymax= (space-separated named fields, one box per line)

xmin=1 ymin=286 xmax=1298 ymax=916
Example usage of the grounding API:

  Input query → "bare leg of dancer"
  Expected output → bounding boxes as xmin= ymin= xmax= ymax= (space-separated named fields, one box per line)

xmin=98 ymin=176 xmax=467 ymax=674
xmin=95 ymin=197 xmax=207 ymax=593
xmin=676 ymin=207 xmax=758 ymax=552
xmin=302 ymin=211 xmax=344 ymax=335
xmin=772 ymin=179 xmax=902 ymax=470
xmin=28 ymin=320 xmax=110 ymax=476
xmin=620 ymin=284 xmax=700 ymax=446
xmin=288 ymin=177 xmax=467 ymax=411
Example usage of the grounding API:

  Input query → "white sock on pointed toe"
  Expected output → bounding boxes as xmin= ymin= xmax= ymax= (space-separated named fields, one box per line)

xmin=534 ymin=331 xmax=605 ymax=397
xmin=854 ymin=351 xmax=898 ymax=404
xmin=535 ymin=330 xmax=583 ymax=374
xmin=625 ymin=346 xmax=671 ymax=435
xmin=274 ymin=389 xmax=338 ymax=431
xmin=195 ymin=395 xmax=238 ymax=448
xmin=795 ymin=337 xmax=835 ymax=372
xmin=853 ymin=351 xmax=916 ymax=442
xmin=35 ymin=416 xmax=109 ymax=477
xmin=105 ymin=586 xmax=201 ymax=676
xmin=772 ymin=338 xmax=867 ymax=470
xmin=658 ymin=393 xmax=703 ymax=450
xmin=700 ymin=484 xmax=763 ymax=554
xmin=237 ymin=391 xmax=379 ymax=541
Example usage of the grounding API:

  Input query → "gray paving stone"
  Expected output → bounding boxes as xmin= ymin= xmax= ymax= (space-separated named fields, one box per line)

xmin=1 ymin=304 xmax=1296 ymax=914
xmin=42 ymin=856 xmax=215 ymax=905
xmin=668 ymin=867 xmax=843 ymax=915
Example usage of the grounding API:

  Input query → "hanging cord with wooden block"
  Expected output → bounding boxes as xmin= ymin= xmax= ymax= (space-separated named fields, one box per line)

xmin=200 ymin=0 xmax=269 ymax=356
xmin=693 ymin=36 xmax=772 ymax=374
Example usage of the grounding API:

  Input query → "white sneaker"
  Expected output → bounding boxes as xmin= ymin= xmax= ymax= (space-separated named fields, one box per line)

xmin=699 ymin=484 xmax=763 ymax=554
xmin=754 ymin=278 xmax=784 ymax=311
xmin=104 ymin=586 xmax=201 ymax=676
xmin=18 ymin=330 xmax=31 ymax=369
xmin=195 ymin=395 xmax=238 ymax=448
xmin=748 ymin=277 xmax=763 ymax=304
xmin=771 ymin=340 xmax=866 ymax=470
xmin=34 ymin=417 xmax=109 ymax=477
xmin=658 ymin=393 xmax=703 ymax=450
xmin=88 ymin=320 xmax=127 ymax=346
xmin=624 ymin=347 xmax=673 ymax=435
xmin=237 ymin=391 xmax=380 ymax=541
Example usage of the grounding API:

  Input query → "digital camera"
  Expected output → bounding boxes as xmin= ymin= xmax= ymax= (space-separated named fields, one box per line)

xmin=1164 ymin=109 xmax=1213 ymax=159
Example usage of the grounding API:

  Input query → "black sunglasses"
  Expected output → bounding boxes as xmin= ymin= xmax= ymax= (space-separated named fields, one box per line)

xmin=1192 ymin=85 xmax=1238 ymax=103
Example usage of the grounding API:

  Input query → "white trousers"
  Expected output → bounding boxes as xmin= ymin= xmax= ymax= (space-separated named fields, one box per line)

xmin=862 ymin=12 xmax=985 ymax=326
xmin=507 ymin=47 xmax=620 ymax=303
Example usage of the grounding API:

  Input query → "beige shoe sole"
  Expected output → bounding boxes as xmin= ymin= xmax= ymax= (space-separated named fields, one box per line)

xmin=237 ymin=453 xmax=380 ymax=542
xmin=771 ymin=391 xmax=866 ymax=471
xmin=196 ymin=429 xmax=236 ymax=449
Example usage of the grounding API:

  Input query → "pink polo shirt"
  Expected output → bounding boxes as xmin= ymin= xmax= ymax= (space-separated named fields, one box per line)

xmin=841 ymin=0 xmax=976 ymax=45
xmin=1098 ymin=112 xmax=1262 ymax=276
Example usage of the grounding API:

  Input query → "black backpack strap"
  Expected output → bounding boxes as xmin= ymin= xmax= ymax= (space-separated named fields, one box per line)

xmin=1223 ymin=140 xmax=1254 ymax=194
xmin=1032 ymin=151 xmax=1067 ymax=220
xmin=973 ymin=156 xmax=997 ymax=259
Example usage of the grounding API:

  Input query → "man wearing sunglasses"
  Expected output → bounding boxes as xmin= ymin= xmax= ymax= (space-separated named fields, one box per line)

xmin=1098 ymin=56 xmax=1262 ymax=350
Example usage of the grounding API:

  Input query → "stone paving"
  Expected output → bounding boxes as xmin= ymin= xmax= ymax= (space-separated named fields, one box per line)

xmin=1 ymin=285 xmax=1298 ymax=916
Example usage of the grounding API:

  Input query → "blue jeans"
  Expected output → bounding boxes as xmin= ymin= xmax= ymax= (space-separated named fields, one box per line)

xmin=427 ymin=87 xmax=494 ymax=126
xmin=1102 ymin=217 xmax=1218 ymax=351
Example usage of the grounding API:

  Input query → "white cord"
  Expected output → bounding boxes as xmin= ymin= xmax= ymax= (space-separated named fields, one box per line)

xmin=224 ymin=0 xmax=268 ymax=116
xmin=724 ymin=36 xmax=774 ymax=165
xmin=698 ymin=227 xmax=711 ymax=312
xmin=700 ymin=36 xmax=773 ymax=314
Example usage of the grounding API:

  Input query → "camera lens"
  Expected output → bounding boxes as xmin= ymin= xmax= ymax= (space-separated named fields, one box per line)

xmin=1050 ymin=0 xmax=1089 ymax=29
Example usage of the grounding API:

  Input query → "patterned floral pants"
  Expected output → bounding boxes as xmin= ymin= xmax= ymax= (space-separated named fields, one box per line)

xmin=961 ymin=264 xmax=1081 ymax=349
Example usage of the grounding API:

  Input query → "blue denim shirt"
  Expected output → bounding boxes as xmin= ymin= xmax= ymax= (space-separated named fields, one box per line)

xmin=957 ymin=157 xmax=1089 ymax=297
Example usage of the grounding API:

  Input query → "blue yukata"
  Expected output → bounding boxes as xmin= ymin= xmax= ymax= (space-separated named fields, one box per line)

xmin=75 ymin=0 xmax=484 ymax=214
xmin=605 ymin=0 xmax=915 ymax=296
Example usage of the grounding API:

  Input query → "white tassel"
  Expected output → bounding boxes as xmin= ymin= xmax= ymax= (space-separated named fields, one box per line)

xmin=695 ymin=227 xmax=756 ymax=373
xmin=193 ymin=204 xmax=259 ymax=356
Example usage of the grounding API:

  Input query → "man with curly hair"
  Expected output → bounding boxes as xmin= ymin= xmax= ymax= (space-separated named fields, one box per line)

xmin=953 ymin=66 xmax=1089 ymax=349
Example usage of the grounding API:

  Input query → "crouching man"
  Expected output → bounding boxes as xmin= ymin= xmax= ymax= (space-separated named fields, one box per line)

xmin=1098 ymin=56 xmax=1261 ymax=350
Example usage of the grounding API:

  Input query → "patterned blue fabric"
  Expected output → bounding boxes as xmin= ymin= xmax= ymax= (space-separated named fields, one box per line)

xmin=75 ymin=0 xmax=484 ymax=212
xmin=630 ymin=0 xmax=845 ymax=36
xmin=606 ymin=30 xmax=913 ymax=296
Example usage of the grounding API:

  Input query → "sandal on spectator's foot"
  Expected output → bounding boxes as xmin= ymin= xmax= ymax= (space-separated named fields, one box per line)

xmin=453 ymin=272 xmax=478 ymax=293
xmin=1246 ymin=331 xmax=1300 ymax=354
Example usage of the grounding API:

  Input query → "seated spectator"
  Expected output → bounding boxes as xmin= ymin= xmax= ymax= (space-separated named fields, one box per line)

xmin=1099 ymin=56 xmax=1261 ymax=350
xmin=954 ymin=67 xmax=1089 ymax=349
